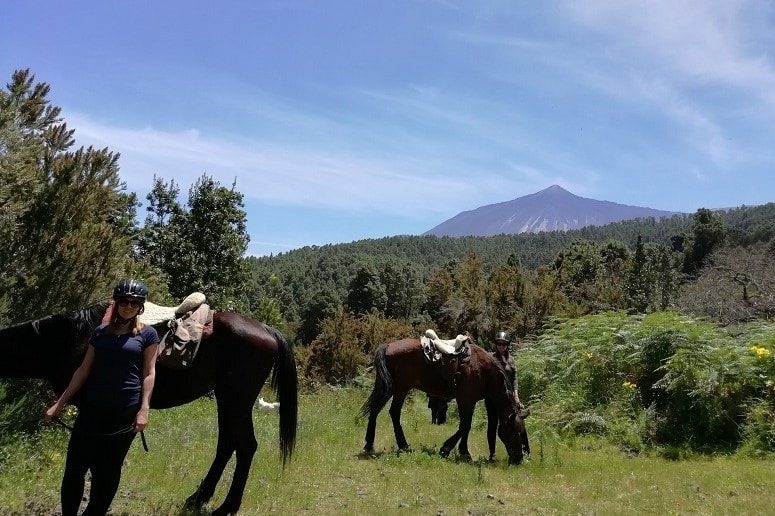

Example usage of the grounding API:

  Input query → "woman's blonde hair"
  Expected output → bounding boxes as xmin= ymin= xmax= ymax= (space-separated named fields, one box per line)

xmin=109 ymin=303 xmax=145 ymax=335
xmin=109 ymin=317 xmax=145 ymax=335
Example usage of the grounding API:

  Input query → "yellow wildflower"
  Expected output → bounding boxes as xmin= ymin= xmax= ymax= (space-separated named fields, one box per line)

xmin=749 ymin=346 xmax=772 ymax=359
xmin=622 ymin=381 xmax=636 ymax=390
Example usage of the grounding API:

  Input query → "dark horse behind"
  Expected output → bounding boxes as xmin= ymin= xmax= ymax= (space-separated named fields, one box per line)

xmin=0 ymin=301 xmax=298 ymax=516
xmin=361 ymin=337 xmax=526 ymax=464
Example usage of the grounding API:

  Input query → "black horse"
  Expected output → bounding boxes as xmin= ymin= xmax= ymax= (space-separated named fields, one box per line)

xmin=361 ymin=338 xmax=526 ymax=464
xmin=428 ymin=395 xmax=450 ymax=425
xmin=0 ymin=301 xmax=298 ymax=516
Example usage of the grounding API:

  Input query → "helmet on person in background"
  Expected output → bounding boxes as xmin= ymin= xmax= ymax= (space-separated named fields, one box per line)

xmin=495 ymin=330 xmax=510 ymax=344
xmin=112 ymin=279 xmax=148 ymax=302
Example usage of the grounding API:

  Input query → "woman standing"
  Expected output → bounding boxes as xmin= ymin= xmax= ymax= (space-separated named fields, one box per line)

xmin=492 ymin=331 xmax=522 ymax=406
xmin=45 ymin=279 xmax=159 ymax=516
xmin=488 ymin=330 xmax=528 ymax=460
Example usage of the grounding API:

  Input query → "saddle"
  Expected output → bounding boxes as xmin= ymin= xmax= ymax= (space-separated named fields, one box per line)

xmin=139 ymin=292 xmax=207 ymax=326
xmin=155 ymin=295 xmax=213 ymax=370
xmin=421 ymin=329 xmax=471 ymax=363
xmin=101 ymin=292 xmax=212 ymax=369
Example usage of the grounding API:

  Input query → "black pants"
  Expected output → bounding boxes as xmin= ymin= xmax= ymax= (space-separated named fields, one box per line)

xmin=61 ymin=406 xmax=138 ymax=516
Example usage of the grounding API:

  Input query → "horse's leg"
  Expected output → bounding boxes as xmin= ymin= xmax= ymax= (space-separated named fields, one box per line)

xmin=428 ymin=395 xmax=438 ymax=425
xmin=186 ymin=392 xmax=235 ymax=510
xmin=364 ymin=392 xmax=391 ymax=453
xmin=439 ymin=429 xmax=461 ymax=458
xmin=428 ymin=395 xmax=448 ymax=425
xmin=455 ymin=402 xmax=475 ymax=461
xmin=213 ymin=407 xmax=259 ymax=516
xmin=439 ymin=400 xmax=467 ymax=458
xmin=437 ymin=397 xmax=449 ymax=425
xmin=485 ymin=397 xmax=498 ymax=460
xmin=388 ymin=390 xmax=411 ymax=451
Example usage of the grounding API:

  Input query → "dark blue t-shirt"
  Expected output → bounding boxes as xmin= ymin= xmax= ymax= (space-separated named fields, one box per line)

xmin=84 ymin=324 xmax=159 ymax=411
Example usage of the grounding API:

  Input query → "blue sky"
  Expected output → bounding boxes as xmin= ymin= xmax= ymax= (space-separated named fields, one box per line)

xmin=2 ymin=1 xmax=775 ymax=256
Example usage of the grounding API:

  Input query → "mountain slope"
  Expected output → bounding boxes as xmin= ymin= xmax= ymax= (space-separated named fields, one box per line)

xmin=425 ymin=185 xmax=680 ymax=237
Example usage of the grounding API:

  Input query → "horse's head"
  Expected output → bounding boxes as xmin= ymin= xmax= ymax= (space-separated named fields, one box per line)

xmin=0 ymin=302 xmax=108 ymax=379
xmin=498 ymin=409 xmax=525 ymax=465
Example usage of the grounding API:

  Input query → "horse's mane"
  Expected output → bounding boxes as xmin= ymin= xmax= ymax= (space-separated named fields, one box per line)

xmin=67 ymin=299 xmax=111 ymax=334
xmin=25 ymin=300 xmax=110 ymax=339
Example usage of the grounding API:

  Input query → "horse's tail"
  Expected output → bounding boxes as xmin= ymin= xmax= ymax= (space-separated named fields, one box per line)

xmin=360 ymin=344 xmax=393 ymax=419
xmin=268 ymin=326 xmax=298 ymax=466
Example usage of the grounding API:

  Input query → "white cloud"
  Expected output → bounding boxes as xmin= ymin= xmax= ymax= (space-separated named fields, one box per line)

xmin=565 ymin=0 xmax=775 ymax=107
xmin=452 ymin=2 xmax=766 ymax=169
xmin=68 ymin=113 xmax=532 ymax=216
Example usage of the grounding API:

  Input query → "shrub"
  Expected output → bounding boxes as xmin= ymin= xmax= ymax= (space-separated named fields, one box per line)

xmin=304 ymin=310 xmax=412 ymax=385
xmin=740 ymin=399 xmax=775 ymax=455
xmin=0 ymin=380 xmax=50 ymax=449
xmin=518 ymin=311 xmax=775 ymax=453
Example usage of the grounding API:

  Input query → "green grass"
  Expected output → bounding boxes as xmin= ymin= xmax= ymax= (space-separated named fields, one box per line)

xmin=1 ymin=388 xmax=774 ymax=515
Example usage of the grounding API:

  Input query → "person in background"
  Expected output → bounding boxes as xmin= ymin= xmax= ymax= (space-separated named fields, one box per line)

xmin=491 ymin=330 xmax=523 ymax=407
xmin=45 ymin=279 xmax=159 ymax=516
xmin=488 ymin=330 xmax=529 ymax=460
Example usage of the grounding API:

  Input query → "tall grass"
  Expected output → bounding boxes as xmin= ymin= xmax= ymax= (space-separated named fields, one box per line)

xmin=1 ymin=388 xmax=774 ymax=515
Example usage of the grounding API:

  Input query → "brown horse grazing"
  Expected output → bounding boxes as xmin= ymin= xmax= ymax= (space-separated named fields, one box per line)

xmin=0 ymin=301 xmax=297 ymax=516
xmin=361 ymin=338 xmax=526 ymax=464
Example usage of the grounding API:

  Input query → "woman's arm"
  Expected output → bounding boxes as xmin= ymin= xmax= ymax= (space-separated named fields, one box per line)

xmin=134 ymin=342 xmax=159 ymax=432
xmin=44 ymin=345 xmax=95 ymax=422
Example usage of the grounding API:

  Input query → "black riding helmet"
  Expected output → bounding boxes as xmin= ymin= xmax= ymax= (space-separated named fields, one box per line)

xmin=113 ymin=278 xmax=148 ymax=302
xmin=495 ymin=330 xmax=510 ymax=344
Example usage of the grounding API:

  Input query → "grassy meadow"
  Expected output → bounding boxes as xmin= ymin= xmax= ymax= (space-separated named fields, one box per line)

xmin=1 ymin=387 xmax=774 ymax=515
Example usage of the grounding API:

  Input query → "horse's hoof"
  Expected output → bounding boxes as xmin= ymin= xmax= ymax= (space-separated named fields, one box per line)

xmin=361 ymin=446 xmax=379 ymax=458
xmin=458 ymin=452 xmax=472 ymax=462
xmin=508 ymin=455 xmax=524 ymax=466
xmin=439 ymin=446 xmax=451 ymax=458
xmin=184 ymin=494 xmax=205 ymax=510
xmin=398 ymin=445 xmax=412 ymax=454
xmin=487 ymin=454 xmax=496 ymax=462
xmin=211 ymin=506 xmax=236 ymax=516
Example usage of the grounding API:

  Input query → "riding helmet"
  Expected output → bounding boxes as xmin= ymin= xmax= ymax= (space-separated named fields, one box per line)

xmin=495 ymin=330 xmax=510 ymax=343
xmin=113 ymin=278 xmax=149 ymax=301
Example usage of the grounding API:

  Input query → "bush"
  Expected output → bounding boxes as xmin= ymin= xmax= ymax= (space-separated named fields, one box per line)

xmin=304 ymin=310 xmax=412 ymax=385
xmin=740 ymin=399 xmax=775 ymax=455
xmin=0 ymin=379 xmax=51 ymax=449
xmin=518 ymin=311 xmax=775 ymax=453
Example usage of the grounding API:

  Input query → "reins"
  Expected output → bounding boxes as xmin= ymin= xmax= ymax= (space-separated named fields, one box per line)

xmin=54 ymin=417 xmax=150 ymax=452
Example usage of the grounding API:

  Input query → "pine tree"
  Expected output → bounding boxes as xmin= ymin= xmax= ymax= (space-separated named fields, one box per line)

xmin=345 ymin=264 xmax=386 ymax=315
xmin=0 ymin=69 xmax=136 ymax=322
xmin=683 ymin=208 xmax=726 ymax=275
xmin=626 ymin=236 xmax=652 ymax=312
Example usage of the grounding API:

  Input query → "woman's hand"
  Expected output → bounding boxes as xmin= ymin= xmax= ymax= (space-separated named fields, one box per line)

xmin=134 ymin=407 xmax=150 ymax=432
xmin=44 ymin=403 xmax=62 ymax=423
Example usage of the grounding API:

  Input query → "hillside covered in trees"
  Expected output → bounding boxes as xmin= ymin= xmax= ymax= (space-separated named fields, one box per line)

xmin=248 ymin=202 xmax=775 ymax=338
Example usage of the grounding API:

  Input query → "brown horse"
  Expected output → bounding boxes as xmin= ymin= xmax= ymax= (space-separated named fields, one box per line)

xmin=361 ymin=338 xmax=525 ymax=464
xmin=0 ymin=301 xmax=297 ymax=516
